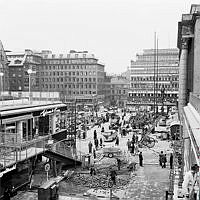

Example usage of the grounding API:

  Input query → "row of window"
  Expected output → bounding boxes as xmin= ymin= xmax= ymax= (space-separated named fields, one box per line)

xmin=129 ymin=93 xmax=178 ymax=97
xmin=41 ymin=77 xmax=97 ymax=82
xmin=40 ymin=71 xmax=96 ymax=76
xmin=111 ymin=90 xmax=126 ymax=94
xmin=41 ymin=64 xmax=97 ymax=70
xmin=41 ymin=84 xmax=96 ymax=89
xmin=43 ymin=58 xmax=97 ymax=65
xmin=131 ymin=76 xmax=178 ymax=81
xmin=131 ymin=83 xmax=179 ymax=89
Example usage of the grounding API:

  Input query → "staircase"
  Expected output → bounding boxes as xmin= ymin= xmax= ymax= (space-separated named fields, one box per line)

xmin=44 ymin=140 xmax=83 ymax=166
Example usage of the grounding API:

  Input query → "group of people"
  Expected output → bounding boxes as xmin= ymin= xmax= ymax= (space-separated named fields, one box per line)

xmin=159 ymin=151 xmax=173 ymax=169
xmin=127 ymin=133 xmax=139 ymax=155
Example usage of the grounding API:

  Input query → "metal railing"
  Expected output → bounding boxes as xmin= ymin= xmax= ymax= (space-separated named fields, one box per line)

xmin=0 ymin=134 xmax=49 ymax=169
xmin=51 ymin=139 xmax=84 ymax=162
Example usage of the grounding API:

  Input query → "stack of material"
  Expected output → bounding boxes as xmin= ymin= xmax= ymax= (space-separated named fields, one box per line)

xmin=65 ymin=173 xmax=130 ymax=190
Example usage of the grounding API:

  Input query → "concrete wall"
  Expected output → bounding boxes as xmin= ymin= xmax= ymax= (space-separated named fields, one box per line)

xmin=193 ymin=17 xmax=200 ymax=94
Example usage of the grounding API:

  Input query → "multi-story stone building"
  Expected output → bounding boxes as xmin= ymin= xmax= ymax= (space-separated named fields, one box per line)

xmin=103 ymin=74 xmax=112 ymax=106
xmin=172 ymin=4 xmax=200 ymax=199
xmin=7 ymin=49 xmax=42 ymax=92
xmin=0 ymin=41 xmax=9 ymax=93
xmin=110 ymin=76 xmax=129 ymax=107
xmin=40 ymin=50 xmax=105 ymax=105
xmin=129 ymin=48 xmax=179 ymax=110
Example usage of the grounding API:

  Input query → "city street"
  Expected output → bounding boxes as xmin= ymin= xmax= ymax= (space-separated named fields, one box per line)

xmin=11 ymin=110 xmax=173 ymax=200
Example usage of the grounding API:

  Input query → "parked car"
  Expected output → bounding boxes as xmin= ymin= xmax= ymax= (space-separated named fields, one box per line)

xmin=103 ymin=146 xmax=123 ymax=158
xmin=102 ymin=130 xmax=117 ymax=142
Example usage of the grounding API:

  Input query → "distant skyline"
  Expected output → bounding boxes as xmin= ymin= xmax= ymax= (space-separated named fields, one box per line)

xmin=0 ymin=0 xmax=199 ymax=74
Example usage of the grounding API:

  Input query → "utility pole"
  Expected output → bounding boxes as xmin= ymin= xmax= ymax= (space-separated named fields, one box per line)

xmin=153 ymin=32 xmax=156 ymax=119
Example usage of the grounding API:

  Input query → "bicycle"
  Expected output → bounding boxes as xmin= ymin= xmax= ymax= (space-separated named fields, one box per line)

xmin=138 ymin=134 xmax=156 ymax=148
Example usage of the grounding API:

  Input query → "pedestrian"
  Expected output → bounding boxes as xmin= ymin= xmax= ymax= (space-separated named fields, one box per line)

xmin=135 ymin=143 xmax=139 ymax=155
xmin=100 ymin=137 xmax=103 ymax=147
xmin=162 ymin=154 xmax=167 ymax=168
xmin=170 ymin=153 xmax=173 ymax=169
xmin=115 ymin=136 xmax=119 ymax=146
xmin=122 ymin=128 xmax=126 ymax=137
xmin=110 ymin=168 xmax=117 ymax=185
xmin=101 ymin=126 xmax=104 ymax=133
xmin=131 ymin=139 xmax=135 ymax=154
xmin=139 ymin=152 xmax=143 ymax=167
xmin=116 ymin=158 xmax=121 ymax=170
xmin=93 ymin=148 xmax=96 ymax=159
xmin=94 ymin=130 xmax=97 ymax=140
xmin=159 ymin=151 xmax=164 ymax=167
xmin=88 ymin=141 xmax=93 ymax=154
xmin=135 ymin=134 xmax=139 ymax=144
xmin=94 ymin=138 xmax=99 ymax=150
xmin=182 ymin=164 xmax=199 ymax=199
xmin=127 ymin=139 xmax=131 ymax=152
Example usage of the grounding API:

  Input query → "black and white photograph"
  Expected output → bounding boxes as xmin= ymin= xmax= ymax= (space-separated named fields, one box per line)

xmin=0 ymin=0 xmax=200 ymax=199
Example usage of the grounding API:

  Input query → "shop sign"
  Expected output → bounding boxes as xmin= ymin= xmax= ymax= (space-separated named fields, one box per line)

xmin=40 ymin=107 xmax=59 ymax=117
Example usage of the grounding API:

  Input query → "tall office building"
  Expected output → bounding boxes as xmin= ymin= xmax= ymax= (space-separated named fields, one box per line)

xmin=129 ymin=48 xmax=179 ymax=105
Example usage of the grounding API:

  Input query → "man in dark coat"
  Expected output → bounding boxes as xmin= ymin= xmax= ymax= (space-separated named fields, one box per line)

xmin=88 ymin=141 xmax=93 ymax=154
xmin=170 ymin=153 xmax=173 ymax=169
xmin=110 ymin=168 xmax=117 ymax=185
xmin=139 ymin=152 xmax=143 ymax=167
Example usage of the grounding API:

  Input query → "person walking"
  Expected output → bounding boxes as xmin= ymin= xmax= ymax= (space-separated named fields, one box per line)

xmin=162 ymin=154 xmax=167 ymax=168
xmin=88 ymin=141 xmax=93 ymax=154
xmin=94 ymin=138 xmax=99 ymax=150
xmin=131 ymin=139 xmax=135 ymax=154
xmin=127 ymin=139 xmax=131 ymax=152
xmin=110 ymin=168 xmax=117 ymax=185
xmin=101 ymin=126 xmax=105 ymax=133
xmin=170 ymin=153 xmax=173 ymax=169
xmin=116 ymin=158 xmax=121 ymax=171
xmin=159 ymin=151 xmax=164 ymax=167
xmin=139 ymin=152 xmax=143 ymax=167
xmin=115 ymin=135 xmax=119 ymax=146
xmin=94 ymin=130 xmax=97 ymax=140
xmin=93 ymin=148 xmax=96 ymax=159
xmin=100 ymin=137 xmax=103 ymax=148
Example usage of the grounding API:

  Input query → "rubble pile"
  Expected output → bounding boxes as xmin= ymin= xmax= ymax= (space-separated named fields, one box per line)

xmin=65 ymin=172 xmax=130 ymax=190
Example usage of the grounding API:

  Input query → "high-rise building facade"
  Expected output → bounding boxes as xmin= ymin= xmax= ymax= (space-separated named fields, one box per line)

xmin=129 ymin=48 xmax=179 ymax=106
xmin=40 ymin=50 xmax=105 ymax=104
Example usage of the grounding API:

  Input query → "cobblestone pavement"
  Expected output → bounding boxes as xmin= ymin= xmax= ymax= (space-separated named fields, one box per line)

xmin=122 ymin=164 xmax=170 ymax=199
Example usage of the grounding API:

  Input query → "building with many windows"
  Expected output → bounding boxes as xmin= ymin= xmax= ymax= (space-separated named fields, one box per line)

xmin=0 ymin=41 xmax=9 ymax=93
xmin=129 ymin=48 xmax=179 ymax=109
xmin=7 ymin=49 xmax=42 ymax=92
xmin=40 ymin=50 xmax=105 ymax=105
xmin=110 ymin=76 xmax=129 ymax=107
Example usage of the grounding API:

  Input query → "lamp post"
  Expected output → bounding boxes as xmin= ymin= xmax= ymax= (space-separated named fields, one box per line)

xmin=27 ymin=69 xmax=33 ymax=103
xmin=161 ymin=87 xmax=165 ymax=116
xmin=0 ymin=72 xmax=4 ymax=99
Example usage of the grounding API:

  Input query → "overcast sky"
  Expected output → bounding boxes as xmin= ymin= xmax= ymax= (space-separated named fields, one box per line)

xmin=0 ymin=0 xmax=199 ymax=74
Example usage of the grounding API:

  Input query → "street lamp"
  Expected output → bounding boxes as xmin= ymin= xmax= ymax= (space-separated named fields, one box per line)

xmin=0 ymin=72 xmax=4 ymax=98
xmin=27 ymin=69 xmax=36 ymax=104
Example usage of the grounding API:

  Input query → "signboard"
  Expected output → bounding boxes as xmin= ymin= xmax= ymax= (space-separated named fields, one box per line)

xmin=45 ymin=163 xmax=50 ymax=172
